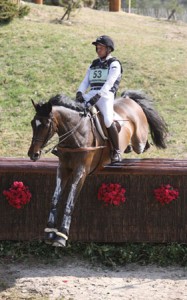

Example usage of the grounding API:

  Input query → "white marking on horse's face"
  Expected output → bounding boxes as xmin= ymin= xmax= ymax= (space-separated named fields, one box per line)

xmin=35 ymin=119 xmax=41 ymax=127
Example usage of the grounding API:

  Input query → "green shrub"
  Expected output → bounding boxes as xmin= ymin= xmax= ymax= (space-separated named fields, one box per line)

xmin=0 ymin=0 xmax=18 ymax=24
xmin=0 ymin=0 xmax=30 ymax=24
xmin=18 ymin=4 xmax=30 ymax=18
xmin=1 ymin=241 xmax=187 ymax=267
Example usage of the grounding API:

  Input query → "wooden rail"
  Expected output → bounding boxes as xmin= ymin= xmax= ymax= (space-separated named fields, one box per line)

xmin=0 ymin=158 xmax=187 ymax=243
xmin=1 ymin=157 xmax=187 ymax=175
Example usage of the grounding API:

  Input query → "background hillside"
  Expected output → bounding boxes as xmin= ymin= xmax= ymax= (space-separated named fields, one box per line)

xmin=0 ymin=3 xmax=187 ymax=158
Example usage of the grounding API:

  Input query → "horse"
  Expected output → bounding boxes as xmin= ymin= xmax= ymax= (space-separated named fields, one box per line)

xmin=28 ymin=90 xmax=167 ymax=247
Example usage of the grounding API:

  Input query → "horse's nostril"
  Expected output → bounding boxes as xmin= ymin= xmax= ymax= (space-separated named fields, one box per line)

xmin=29 ymin=152 xmax=41 ymax=161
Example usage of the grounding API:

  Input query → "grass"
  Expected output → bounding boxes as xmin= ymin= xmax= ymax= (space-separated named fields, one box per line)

xmin=1 ymin=240 xmax=187 ymax=267
xmin=0 ymin=3 xmax=187 ymax=158
xmin=1 ymin=5 xmax=187 ymax=270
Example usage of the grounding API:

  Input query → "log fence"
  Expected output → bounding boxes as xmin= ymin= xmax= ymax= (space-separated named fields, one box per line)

xmin=0 ymin=158 xmax=187 ymax=243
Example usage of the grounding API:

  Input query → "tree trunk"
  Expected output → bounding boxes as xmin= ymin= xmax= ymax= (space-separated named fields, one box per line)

xmin=168 ymin=9 xmax=176 ymax=20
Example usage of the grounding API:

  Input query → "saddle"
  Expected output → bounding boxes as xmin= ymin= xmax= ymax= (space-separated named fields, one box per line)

xmin=89 ymin=106 xmax=121 ymax=141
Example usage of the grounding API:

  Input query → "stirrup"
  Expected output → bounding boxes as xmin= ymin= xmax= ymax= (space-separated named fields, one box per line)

xmin=111 ymin=150 xmax=122 ymax=163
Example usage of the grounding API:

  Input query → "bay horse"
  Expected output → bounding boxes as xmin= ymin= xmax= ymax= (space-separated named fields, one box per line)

xmin=28 ymin=90 xmax=167 ymax=247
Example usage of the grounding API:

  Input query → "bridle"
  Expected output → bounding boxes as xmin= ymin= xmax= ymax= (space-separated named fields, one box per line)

xmin=31 ymin=115 xmax=56 ymax=150
xmin=31 ymin=108 xmax=108 ymax=159
xmin=32 ymin=112 xmax=85 ymax=155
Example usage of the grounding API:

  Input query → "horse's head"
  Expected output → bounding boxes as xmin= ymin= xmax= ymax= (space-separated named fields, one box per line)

xmin=28 ymin=100 xmax=57 ymax=161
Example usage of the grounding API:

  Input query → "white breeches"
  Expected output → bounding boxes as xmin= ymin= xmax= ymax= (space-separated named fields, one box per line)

xmin=83 ymin=90 xmax=114 ymax=128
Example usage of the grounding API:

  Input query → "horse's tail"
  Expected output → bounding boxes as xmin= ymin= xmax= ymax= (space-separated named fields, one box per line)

xmin=122 ymin=90 xmax=168 ymax=149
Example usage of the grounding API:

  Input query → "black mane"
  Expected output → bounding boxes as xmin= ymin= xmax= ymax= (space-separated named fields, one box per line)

xmin=49 ymin=93 xmax=84 ymax=112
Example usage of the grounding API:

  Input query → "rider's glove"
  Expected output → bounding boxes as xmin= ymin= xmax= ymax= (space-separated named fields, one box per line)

xmin=75 ymin=91 xmax=85 ymax=103
xmin=86 ymin=94 xmax=100 ymax=107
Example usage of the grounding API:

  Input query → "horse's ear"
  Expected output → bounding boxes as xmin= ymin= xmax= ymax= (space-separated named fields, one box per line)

xmin=46 ymin=102 xmax=52 ymax=114
xmin=31 ymin=99 xmax=37 ymax=111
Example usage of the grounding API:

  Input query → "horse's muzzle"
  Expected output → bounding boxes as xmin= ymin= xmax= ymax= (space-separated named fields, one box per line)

xmin=28 ymin=150 xmax=41 ymax=162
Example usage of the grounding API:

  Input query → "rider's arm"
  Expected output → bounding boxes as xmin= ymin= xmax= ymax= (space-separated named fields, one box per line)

xmin=77 ymin=67 xmax=90 ymax=93
xmin=98 ymin=61 xmax=121 ymax=98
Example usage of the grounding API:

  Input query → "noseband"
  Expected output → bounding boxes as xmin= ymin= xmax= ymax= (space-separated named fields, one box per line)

xmin=32 ymin=115 xmax=56 ymax=150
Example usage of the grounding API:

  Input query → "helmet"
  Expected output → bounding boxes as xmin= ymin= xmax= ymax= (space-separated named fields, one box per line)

xmin=92 ymin=35 xmax=114 ymax=52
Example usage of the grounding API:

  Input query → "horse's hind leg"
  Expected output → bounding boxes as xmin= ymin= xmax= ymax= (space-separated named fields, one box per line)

xmin=131 ymin=128 xmax=149 ymax=154
xmin=132 ymin=140 xmax=147 ymax=154
xmin=124 ymin=144 xmax=133 ymax=153
xmin=44 ymin=164 xmax=71 ymax=244
xmin=119 ymin=126 xmax=132 ymax=154
xmin=143 ymin=140 xmax=151 ymax=152
xmin=52 ymin=164 xmax=88 ymax=247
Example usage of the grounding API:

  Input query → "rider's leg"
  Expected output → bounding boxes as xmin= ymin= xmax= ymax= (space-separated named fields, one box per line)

xmin=96 ymin=95 xmax=122 ymax=163
xmin=106 ymin=122 xmax=122 ymax=163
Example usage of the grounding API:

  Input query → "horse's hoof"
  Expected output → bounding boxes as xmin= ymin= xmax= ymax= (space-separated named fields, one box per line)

xmin=44 ymin=232 xmax=57 ymax=244
xmin=52 ymin=236 xmax=66 ymax=247
xmin=44 ymin=228 xmax=57 ymax=245
xmin=143 ymin=141 xmax=151 ymax=152
xmin=124 ymin=144 xmax=133 ymax=153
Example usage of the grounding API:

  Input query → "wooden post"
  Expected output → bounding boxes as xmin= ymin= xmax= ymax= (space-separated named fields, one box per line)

xmin=128 ymin=0 xmax=131 ymax=13
xmin=109 ymin=0 xmax=121 ymax=12
xmin=34 ymin=0 xmax=43 ymax=4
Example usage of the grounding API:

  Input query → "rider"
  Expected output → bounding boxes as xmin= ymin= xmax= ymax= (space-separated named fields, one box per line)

xmin=75 ymin=35 xmax=123 ymax=163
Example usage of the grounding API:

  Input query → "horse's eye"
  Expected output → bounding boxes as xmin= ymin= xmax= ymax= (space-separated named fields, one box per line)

xmin=40 ymin=120 xmax=50 ymax=128
xmin=44 ymin=120 xmax=50 ymax=126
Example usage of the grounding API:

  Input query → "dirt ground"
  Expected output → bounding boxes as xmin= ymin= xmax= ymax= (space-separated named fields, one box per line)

xmin=0 ymin=256 xmax=187 ymax=300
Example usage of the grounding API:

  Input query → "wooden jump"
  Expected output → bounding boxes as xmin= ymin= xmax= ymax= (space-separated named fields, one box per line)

xmin=0 ymin=158 xmax=187 ymax=243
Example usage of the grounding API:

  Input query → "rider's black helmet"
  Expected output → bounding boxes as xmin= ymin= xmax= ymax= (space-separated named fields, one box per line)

xmin=92 ymin=35 xmax=114 ymax=52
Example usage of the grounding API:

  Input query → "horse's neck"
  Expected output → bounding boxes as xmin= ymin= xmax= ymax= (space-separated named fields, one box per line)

xmin=53 ymin=107 xmax=93 ymax=147
xmin=53 ymin=106 xmax=78 ymax=130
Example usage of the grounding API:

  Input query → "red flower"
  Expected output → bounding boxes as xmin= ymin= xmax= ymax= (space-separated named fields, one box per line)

xmin=3 ymin=181 xmax=32 ymax=209
xmin=154 ymin=184 xmax=179 ymax=205
xmin=98 ymin=183 xmax=126 ymax=206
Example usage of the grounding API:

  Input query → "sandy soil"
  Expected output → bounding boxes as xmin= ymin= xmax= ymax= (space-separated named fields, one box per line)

xmin=0 ymin=256 xmax=187 ymax=300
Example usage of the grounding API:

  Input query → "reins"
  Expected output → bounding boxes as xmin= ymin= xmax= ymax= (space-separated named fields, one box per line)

xmin=41 ymin=112 xmax=108 ymax=154
xmin=34 ymin=107 xmax=129 ymax=155
xmin=42 ymin=116 xmax=84 ymax=154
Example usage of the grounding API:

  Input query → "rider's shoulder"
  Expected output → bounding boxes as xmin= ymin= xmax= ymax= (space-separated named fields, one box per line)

xmin=90 ymin=58 xmax=100 ymax=68
xmin=108 ymin=57 xmax=121 ymax=65
xmin=108 ymin=57 xmax=123 ymax=73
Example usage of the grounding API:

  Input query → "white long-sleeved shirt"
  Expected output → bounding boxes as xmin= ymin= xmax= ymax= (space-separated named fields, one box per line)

xmin=78 ymin=55 xmax=122 ymax=98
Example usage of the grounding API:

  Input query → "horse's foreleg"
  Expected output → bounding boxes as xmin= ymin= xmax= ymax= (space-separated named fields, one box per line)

xmin=52 ymin=165 xmax=87 ymax=247
xmin=44 ymin=164 xmax=70 ymax=244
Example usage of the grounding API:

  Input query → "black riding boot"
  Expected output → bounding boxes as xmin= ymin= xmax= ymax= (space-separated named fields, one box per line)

xmin=107 ymin=122 xmax=122 ymax=163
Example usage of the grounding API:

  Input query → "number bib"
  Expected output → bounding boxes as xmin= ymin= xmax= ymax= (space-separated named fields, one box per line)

xmin=89 ymin=68 xmax=109 ymax=85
